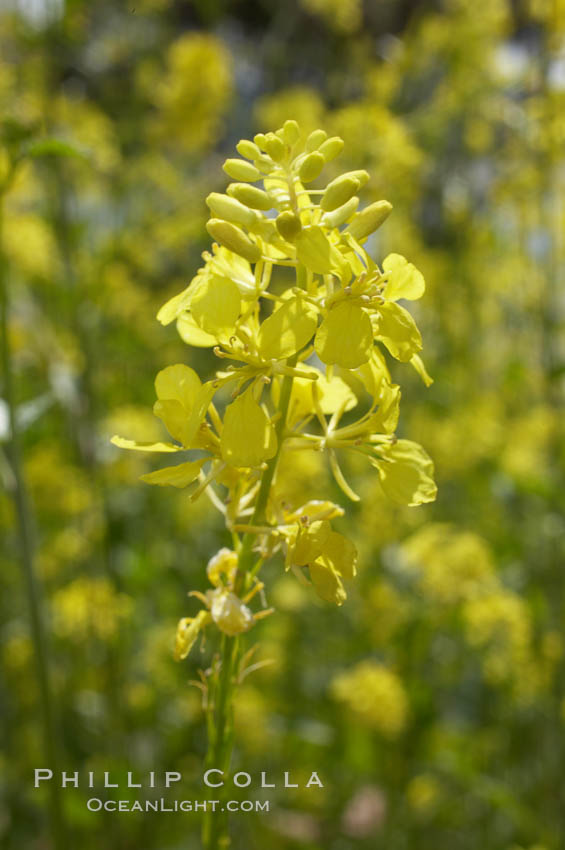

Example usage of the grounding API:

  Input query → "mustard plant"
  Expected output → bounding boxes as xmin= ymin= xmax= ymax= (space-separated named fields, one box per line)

xmin=112 ymin=119 xmax=436 ymax=849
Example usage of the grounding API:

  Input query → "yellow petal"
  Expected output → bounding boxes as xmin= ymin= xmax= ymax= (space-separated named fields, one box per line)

xmin=110 ymin=436 xmax=181 ymax=452
xmin=295 ymin=226 xmax=336 ymax=274
xmin=155 ymin=364 xmax=201 ymax=409
xmin=191 ymin=275 xmax=241 ymax=339
xmin=309 ymin=559 xmax=347 ymax=606
xmin=315 ymin=301 xmax=373 ymax=368
xmin=221 ymin=388 xmax=277 ymax=468
xmin=410 ymin=354 xmax=433 ymax=386
xmin=292 ymin=521 xmax=331 ymax=566
xmin=257 ymin=295 xmax=318 ymax=361
xmin=284 ymin=500 xmax=345 ymax=523
xmin=153 ymin=399 xmax=191 ymax=446
xmin=174 ymin=610 xmax=210 ymax=661
xmin=139 ymin=459 xmax=205 ymax=488
xmin=383 ymin=253 xmax=425 ymax=301
xmin=321 ymin=531 xmax=358 ymax=580
xmin=373 ymin=439 xmax=437 ymax=506
xmin=375 ymin=302 xmax=422 ymax=362
xmin=176 ymin=312 xmax=217 ymax=347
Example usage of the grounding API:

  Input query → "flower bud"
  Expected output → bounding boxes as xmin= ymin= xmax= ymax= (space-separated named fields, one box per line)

xmin=206 ymin=193 xmax=257 ymax=228
xmin=305 ymin=129 xmax=328 ymax=151
xmin=322 ymin=195 xmax=359 ymax=228
xmin=276 ymin=210 xmax=302 ymax=241
xmin=236 ymin=139 xmax=261 ymax=159
xmin=223 ymin=158 xmax=261 ymax=182
xmin=206 ymin=219 xmax=261 ymax=263
xmin=264 ymin=132 xmax=286 ymax=162
xmin=345 ymin=200 xmax=393 ymax=241
xmin=320 ymin=175 xmax=360 ymax=211
xmin=340 ymin=169 xmax=370 ymax=188
xmin=298 ymin=151 xmax=325 ymax=183
xmin=226 ymin=183 xmax=272 ymax=211
xmin=318 ymin=136 xmax=345 ymax=162
xmin=282 ymin=119 xmax=300 ymax=145
xmin=253 ymin=132 xmax=267 ymax=149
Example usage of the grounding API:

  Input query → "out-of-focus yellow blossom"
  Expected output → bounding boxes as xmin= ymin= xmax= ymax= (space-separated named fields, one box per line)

xmin=147 ymin=34 xmax=232 ymax=152
xmin=331 ymin=661 xmax=408 ymax=737
xmin=26 ymin=446 xmax=94 ymax=516
xmin=52 ymin=577 xmax=132 ymax=642
xmin=500 ymin=407 xmax=557 ymax=484
xmin=401 ymin=524 xmax=496 ymax=604
xmin=300 ymin=0 xmax=362 ymax=33
xmin=254 ymin=88 xmax=325 ymax=138
xmin=406 ymin=774 xmax=442 ymax=814
xmin=463 ymin=591 xmax=538 ymax=694
xmin=2 ymin=213 xmax=57 ymax=279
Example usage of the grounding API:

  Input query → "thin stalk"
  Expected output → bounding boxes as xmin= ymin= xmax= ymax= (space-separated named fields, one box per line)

xmin=202 ymin=353 xmax=298 ymax=850
xmin=0 ymin=190 xmax=67 ymax=849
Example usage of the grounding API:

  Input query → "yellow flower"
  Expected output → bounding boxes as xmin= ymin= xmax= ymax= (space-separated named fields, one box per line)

xmin=372 ymin=439 xmax=437 ymax=506
xmin=174 ymin=611 xmax=211 ymax=661
xmin=331 ymin=661 xmax=408 ymax=737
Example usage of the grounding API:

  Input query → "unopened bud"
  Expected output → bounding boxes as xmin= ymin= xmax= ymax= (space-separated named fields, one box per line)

xmin=282 ymin=119 xmax=300 ymax=145
xmin=340 ymin=169 xmax=370 ymax=188
xmin=320 ymin=175 xmax=360 ymax=212
xmin=318 ymin=136 xmax=345 ymax=162
xmin=322 ymin=196 xmax=359 ymax=228
xmin=236 ymin=139 xmax=261 ymax=160
xmin=206 ymin=219 xmax=262 ymax=263
xmin=264 ymin=132 xmax=286 ymax=162
xmin=206 ymin=193 xmax=257 ymax=228
xmin=276 ymin=211 xmax=302 ymax=241
xmin=305 ymin=129 xmax=328 ymax=151
xmin=223 ymin=158 xmax=261 ymax=182
xmin=298 ymin=151 xmax=325 ymax=183
xmin=253 ymin=133 xmax=267 ymax=149
xmin=345 ymin=200 xmax=393 ymax=241
xmin=227 ymin=183 xmax=272 ymax=211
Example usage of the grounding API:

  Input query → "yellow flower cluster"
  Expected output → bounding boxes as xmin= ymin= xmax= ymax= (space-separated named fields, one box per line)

xmin=331 ymin=660 xmax=408 ymax=738
xmin=112 ymin=120 xmax=436 ymax=654
xmin=52 ymin=577 xmax=132 ymax=642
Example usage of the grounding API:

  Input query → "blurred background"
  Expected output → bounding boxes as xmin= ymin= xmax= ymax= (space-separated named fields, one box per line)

xmin=1 ymin=0 xmax=564 ymax=848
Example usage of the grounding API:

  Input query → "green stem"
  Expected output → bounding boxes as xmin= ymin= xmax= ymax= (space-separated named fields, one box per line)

xmin=0 ymin=188 xmax=67 ymax=849
xmin=202 ymin=353 xmax=297 ymax=850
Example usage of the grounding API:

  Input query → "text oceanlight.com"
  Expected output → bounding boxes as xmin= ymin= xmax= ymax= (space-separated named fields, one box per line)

xmin=86 ymin=798 xmax=269 ymax=813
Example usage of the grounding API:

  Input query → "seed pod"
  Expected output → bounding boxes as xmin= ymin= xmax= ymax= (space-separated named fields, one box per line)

xmin=264 ymin=132 xmax=286 ymax=162
xmin=298 ymin=151 xmax=325 ymax=183
xmin=320 ymin=175 xmax=361 ymax=212
xmin=206 ymin=219 xmax=262 ymax=263
xmin=276 ymin=211 xmax=302 ymax=241
xmin=226 ymin=183 xmax=272 ymax=211
xmin=206 ymin=193 xmax=257 ymax=228
xmin=305 ymin=129 xmax=328 ymax=151
xmin=282 ymin=119 xmax=300 ymax=145
xmin=322 ymin=196 xmax=359 ymax=228
xmin=222 ymin=158 xmax=261 ymax=182
xmin=345 ymin=200 xmax=393 ymax=241
xmin=318 ymin=136 xmax=345 ymax=162
xmin=236 ymin=139 xmax=261 ymax=160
